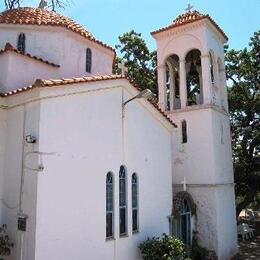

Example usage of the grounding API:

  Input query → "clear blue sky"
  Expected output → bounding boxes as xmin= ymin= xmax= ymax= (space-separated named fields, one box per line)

xmin=1 ymin=0 xmax=259 ymax=51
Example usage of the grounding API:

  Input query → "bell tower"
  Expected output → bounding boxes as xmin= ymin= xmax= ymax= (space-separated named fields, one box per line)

xmin=151 ymin=8 xmax=238 ymax=259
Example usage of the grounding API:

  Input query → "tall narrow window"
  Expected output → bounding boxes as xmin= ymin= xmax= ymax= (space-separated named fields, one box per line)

xmin=182 ymin=120 xmax=187 ymax=143
xmin=86 ymin=48 xmax=92 ymax=73
xmin=17 ymin=33 xmax=26 ymax=53
xmin=132 ymin=173 xmax=139 ymax=232
xmin=106 ymin=172 xmax=114 ymax=238
xmin=119 ymin=166 xmax=127 ymax=236
xmin=209 ymin=52 xmax=215 ymax=84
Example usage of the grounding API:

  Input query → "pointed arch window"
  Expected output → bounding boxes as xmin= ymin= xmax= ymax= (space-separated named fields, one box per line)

xmin=17 ymin=33 xmax=26 ymax=53
xmin=132 ymin=173 xmax=139 ymax=232
xmin=182 ymin=120 xmax=187 ymax=143
xmin=119 ymin=166 xmax=127 ymax=235
xmin=86 ymin=48 xmax=92 ymax=73
xmin=106 ymin=172 xmax=114 ymax=238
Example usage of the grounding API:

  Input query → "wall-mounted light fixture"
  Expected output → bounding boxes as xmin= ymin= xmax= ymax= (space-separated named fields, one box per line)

xmin=123 ymin=89 xmax=154 ymax=107
xmin=25 ymin=135 xmax=37 ymax=144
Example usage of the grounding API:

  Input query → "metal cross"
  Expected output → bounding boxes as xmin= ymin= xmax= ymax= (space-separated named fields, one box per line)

xmin=119 ymin=60 xmax=128 ymax=76
xmin=185 ymin=3 xmax=194 ymax=12
xmin=181 ymin=176 xmax=187 ymax=191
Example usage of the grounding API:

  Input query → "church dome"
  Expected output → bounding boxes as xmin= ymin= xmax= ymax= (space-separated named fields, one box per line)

xmin=0 ymin=7 xmax=114 ymax=51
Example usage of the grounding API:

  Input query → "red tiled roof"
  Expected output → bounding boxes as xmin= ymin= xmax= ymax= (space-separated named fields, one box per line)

xmin=0 ymin=74 xmax=177 ymax=127
xmin=151 ymin=10 xmax=228 ymax=41
xmin=0 ymin=42 xmax=60 ymax=67
xmin=0 ymin=7 xmax=115 ymax=53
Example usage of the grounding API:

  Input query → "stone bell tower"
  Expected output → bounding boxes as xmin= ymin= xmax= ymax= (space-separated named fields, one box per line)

xmin=151 ymin=7 xmax=238 ymax=259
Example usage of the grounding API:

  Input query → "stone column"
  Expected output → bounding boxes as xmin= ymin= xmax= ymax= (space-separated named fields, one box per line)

xmin=201 ymin=54 xmax=213 ymax=105
xmin=157 ymin=64 xmax=166 ymax=110
xmin=179 ymin=59 xmax=187 ymax=108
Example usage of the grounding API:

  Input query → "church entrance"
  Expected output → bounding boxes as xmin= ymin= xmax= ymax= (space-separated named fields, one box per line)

xmin=170 ymin=192 xmax=196 ymax=252
xmin=170 ymin=199 xmax=192 ymax=248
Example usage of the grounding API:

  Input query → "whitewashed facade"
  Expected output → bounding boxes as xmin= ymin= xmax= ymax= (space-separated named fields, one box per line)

xmin=0 ymin=7 xmax=237 ymax=260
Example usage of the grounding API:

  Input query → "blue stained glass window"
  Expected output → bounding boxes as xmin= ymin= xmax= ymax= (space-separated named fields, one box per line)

xmin=17 ymin=33 xmax=26 ymax=53
xmin=119 ymin=166 xmax=127 ymax=235
xmin=106 ymin=172 xmax=114 ymax=238
xmin=86 ymin=48 xmax=92 ymax=73
xmin=132 ymin=173 xmax=139 ymax=232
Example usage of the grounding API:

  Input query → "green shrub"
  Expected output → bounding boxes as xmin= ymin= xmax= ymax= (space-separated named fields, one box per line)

xmin=139 ymin=233 xmax=189 ymax=260
xmin=0 ymin=224 xmax=14 ymax=257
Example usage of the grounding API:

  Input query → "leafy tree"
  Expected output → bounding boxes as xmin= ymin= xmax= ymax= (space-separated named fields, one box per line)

xmin=225 ymin=30 xmax=260 ymax=217
xmin=113 ymin=30 xmax=158 ymax=95
xmin=0 ymin=224 xmax=13 ymax=258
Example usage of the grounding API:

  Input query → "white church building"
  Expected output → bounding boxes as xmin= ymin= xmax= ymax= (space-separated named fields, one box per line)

xmin=0 ymin=6 xmax=238 ymax=260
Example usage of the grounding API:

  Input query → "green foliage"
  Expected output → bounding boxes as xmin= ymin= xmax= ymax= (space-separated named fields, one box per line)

xmin=113 ymin=30 xmax=158 ymax=95
xmin=139 ymin=234 xmax=188 ymax=260
xmin=225 ymin=30 xmax=260 ymax=216
xmin=0 ymin=224 xmax=13 ymax=256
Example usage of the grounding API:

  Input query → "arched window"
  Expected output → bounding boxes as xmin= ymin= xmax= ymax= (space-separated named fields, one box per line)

xmin=119 ymin=166 xmax=127 ymax=235
xmin=132 ymin=173 xmax=139 ymax=232
xmin=185 ymin=49 xmax=202 ymax=106
xmin=17 ymin=33 xmax=26 ymax=53
xmin=182 ymin=120 xmax=187 ymax=143
xmin=169 ymin=199 xmax=192 ymax=250
xmin=106 ymin=172 xmax=114 ymax=238
xmin=209 ymin=52 xmax=215 ymax=84
xmin=86 ymin=48 xmax=92 ymax=73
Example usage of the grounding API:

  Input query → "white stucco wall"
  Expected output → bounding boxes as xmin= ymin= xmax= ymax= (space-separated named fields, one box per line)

xmin=0 ymin=52 xmax=59 ymax=92
xmin=171 ymin=107 xmax=216 ymax=184
xmin=215 ymin=185 xmax=238 ymax=259
xmin=0 ymin=102 xmax=7 ymax=224
xmin=170 ymin=106 xmax=237 ymax=259
xmin=0 ymin=25 xmax=114 ymax=92
xmin=0 ymin=79 xmax=172 ymax=260
xmin=0 ymin=93 xmax=40 ymax=260
xmin=0 ymin=54 xmax=9 ymax=91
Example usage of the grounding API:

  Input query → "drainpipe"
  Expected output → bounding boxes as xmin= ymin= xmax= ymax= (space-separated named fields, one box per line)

xmin=18 ymin=105 xmax=26 ymax=260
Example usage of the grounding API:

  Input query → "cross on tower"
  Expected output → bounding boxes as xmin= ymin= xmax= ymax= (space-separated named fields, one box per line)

xmin=185 ymin=3 xmax=194 ymax=12
xmin=118 ymin=60 xmax=128 ymax=76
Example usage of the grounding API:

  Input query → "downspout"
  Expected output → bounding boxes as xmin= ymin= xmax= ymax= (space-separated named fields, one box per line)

xmin=18 ymin=104 xmax=26 ymax=260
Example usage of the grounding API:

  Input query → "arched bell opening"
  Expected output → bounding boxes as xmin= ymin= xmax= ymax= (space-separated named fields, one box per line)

xmin=185 ymin=49 xmax=203 ymax=106
xmin=164 ymin=54 xmax=180 ymax=111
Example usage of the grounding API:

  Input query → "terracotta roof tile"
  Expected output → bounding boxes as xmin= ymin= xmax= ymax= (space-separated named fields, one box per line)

xmin=0 ymin=7 xmax=115 ymax=53
xmin=0 ymin=74 xmax=177 ymax=127
xmin=0 ymin=42 xmax=60 ymax=67
xmin=151 ymin=10 xmax=228 ymax=40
